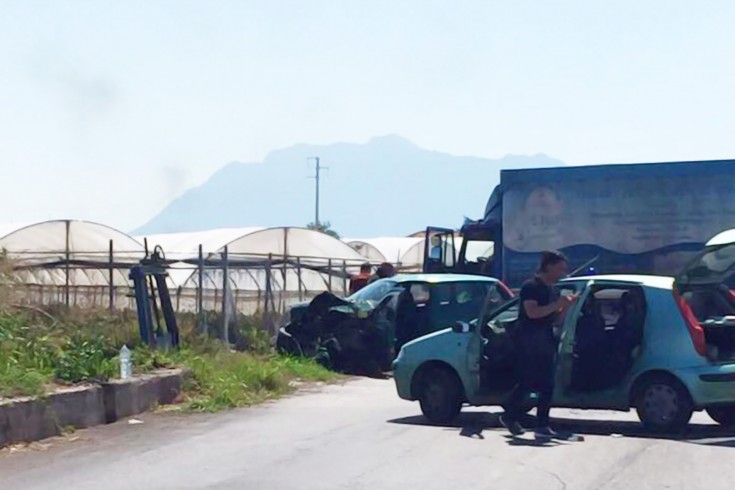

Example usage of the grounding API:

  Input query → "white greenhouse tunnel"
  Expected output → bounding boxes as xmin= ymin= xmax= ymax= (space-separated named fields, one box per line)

xmin=137 ymin=227 xmax=368 ymax=314
xmin=0 ymin=222 xmax=370 ymax=312
xmin=345 ymin=237 xmax=425 ymax=270
xmin=0 ymin=220 xmax=145 ymax=287
xmin=138 ymin=226 xmax=367 ymax=288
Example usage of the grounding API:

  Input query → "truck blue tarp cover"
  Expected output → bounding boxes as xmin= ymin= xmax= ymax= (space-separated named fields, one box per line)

xmin=485 ymin=160 xmax=735 ymax=285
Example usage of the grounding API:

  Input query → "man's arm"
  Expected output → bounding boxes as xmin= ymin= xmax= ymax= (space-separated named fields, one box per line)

xmin=523 ymin=293 xmax=579 ymax=320
xmin=523 ymin=299 xmax=562 ymax=320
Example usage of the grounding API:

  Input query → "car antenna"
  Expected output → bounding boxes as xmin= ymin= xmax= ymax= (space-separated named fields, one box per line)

xmin=568 ymin=255 xmax=600 ymax=278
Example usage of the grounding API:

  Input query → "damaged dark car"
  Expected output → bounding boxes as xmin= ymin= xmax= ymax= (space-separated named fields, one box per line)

xmin=276 ymin=274 xmax=513 ymax=375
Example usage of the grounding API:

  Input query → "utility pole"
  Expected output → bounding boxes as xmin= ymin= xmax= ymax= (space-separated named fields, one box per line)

xmin=308 ymin=157 xmax=326 ymax=227
xmin=314 ymin=157 xmax=320 ymax=227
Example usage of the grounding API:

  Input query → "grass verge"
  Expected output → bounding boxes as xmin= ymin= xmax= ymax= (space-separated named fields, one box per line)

xmin=0 ymin=309 xmax=338 ymax=409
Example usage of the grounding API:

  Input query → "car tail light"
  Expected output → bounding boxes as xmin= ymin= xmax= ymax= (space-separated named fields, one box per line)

xmin=673 ymin=287 xmax=707 ymax=357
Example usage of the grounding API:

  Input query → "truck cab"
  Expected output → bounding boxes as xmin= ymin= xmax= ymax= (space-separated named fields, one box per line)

xmin=422 ymin=222 xmax=499 ymax=278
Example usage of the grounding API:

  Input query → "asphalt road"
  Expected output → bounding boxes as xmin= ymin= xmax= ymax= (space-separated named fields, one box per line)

xmin=2 ymin=378 xmax=735 ymax=490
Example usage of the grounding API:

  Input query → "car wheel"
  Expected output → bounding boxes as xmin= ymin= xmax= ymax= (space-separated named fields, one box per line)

xmin=634 ymin=375 xmax=693 ymax=433
xmin=418 ymin=368 xmax=463 ymax=424
xmin=707 ymin=406 xmax=735 ymax=426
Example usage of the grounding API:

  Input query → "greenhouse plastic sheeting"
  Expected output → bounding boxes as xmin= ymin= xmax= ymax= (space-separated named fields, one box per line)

xmin=0 ymin=220 xmax=145 ymax=265
xmin=139 ymin=227 xmax=366 ymax=265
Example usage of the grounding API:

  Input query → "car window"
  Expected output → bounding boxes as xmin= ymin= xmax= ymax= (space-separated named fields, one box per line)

xmin=428 ymin=283 xmax=463 ymax=331
xmin=347 ymin=279 xmax=400 ymax=303
xmin=486 ymin=298 xmax=520 ymax=332
xmin=409 ymin=283 xmax=430 ymax=305
xmin=680 ymin=243 xmax=735 ymax=285
xmin=485 ymin=283 xmax=578 ymax=328
xmin=463 ymin=240 xmax=494 ymax=262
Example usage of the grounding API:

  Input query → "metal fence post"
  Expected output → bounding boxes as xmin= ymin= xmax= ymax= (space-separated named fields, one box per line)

xmin=222 ymin=245 xmax=230 ymax=345
xmin=296 ymin=257 xmax=303 ymax=302
xmin=327 ymin=258 xmax=332 ymax=292
xmin=198 ymin=244 xmax=206 ymax=335
xmin=108 ymin=239 xmax=114 ymax=312
xmin=64 ymin=219 xmax=70 ymax=307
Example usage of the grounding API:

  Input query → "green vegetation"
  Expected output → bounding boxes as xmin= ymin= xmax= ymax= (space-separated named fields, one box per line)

xmin=306 ymin=221 xmax=340 ymax=239
xmin=0 ymin=307 xmax=337 ymax=409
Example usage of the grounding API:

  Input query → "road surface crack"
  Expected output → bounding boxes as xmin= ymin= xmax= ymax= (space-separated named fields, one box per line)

xmin=517 ymin=461 xmax=567 ymax=490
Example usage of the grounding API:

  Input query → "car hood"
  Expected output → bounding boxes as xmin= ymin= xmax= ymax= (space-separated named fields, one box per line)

xmin=289 ymin=296 xmax=376 ymax=322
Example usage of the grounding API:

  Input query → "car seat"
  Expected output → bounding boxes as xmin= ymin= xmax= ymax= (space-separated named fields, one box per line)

xmin=571 ymin=298 xmax=607 ymax=391
xmin=607 ymin=291 xmax=645 ymax=385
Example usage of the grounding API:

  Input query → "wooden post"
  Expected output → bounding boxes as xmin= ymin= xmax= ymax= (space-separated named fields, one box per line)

xmin=222 ymin=246 xmax=230 ymax=345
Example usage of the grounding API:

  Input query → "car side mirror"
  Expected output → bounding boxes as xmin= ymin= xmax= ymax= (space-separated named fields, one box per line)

xmin=452 ymin=321 xmax=474 ymax=333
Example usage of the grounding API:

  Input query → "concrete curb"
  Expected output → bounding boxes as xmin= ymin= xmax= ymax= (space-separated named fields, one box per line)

xmin=0 ymin=369 xmax=186 ymax=448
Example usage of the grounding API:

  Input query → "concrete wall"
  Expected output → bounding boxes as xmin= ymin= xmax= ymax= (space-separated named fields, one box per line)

xmin=0 ymin=369 xmax=185 ymax=448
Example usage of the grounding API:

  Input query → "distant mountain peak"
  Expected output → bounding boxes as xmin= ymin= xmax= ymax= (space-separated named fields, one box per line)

xmin=132 ymin=137 xmax=562 ymax=236
xmin=367 ymin=134 xmax=418 ymax=147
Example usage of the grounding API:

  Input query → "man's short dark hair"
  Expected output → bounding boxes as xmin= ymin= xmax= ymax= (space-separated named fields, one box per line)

xmin=360 ymin=263 xmax=371 ymax=273
xmin=539 ymin=250 xmax=568 ymax=272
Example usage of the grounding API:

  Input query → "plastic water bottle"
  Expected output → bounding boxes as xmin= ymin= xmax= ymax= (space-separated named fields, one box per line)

xmin=119 ymin=345 xmax=132 ymax=379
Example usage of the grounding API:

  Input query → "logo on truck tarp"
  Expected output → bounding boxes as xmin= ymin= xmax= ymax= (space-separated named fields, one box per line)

xmin=503 ymin=176 xmax=735 ymax=255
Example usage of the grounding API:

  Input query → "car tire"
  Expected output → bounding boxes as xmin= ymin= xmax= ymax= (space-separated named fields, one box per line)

xmin=418 ymin=367 xmax=463 ymax=424
xmin=634 ymin=375 xmax=693 ymax=433
xmin=707 ymin=406 xmax=735 ymax=426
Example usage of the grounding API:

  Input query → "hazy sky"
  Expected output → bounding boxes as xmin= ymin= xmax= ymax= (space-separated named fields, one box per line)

xmin=1 ymin=0 xmax=734 ymax=231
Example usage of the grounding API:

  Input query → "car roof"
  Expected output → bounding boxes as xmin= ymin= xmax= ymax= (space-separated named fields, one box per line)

xmin=707 ymin=228 xmax=735 ymax=246
xmin=393 ymin=273 xmax=500 ymax=284
xmin=562 ymin=274 xmax=674 ymax=289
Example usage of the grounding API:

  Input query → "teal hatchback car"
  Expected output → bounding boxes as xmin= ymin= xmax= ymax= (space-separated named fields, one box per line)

xmin=394 ymin=233 xmax=735 ymax=432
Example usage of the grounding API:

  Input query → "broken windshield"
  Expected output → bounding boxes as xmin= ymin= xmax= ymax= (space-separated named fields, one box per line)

xmin=347 ymin=279 xmax=401 ymax=304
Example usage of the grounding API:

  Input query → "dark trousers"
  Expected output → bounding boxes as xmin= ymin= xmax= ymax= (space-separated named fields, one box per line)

xmin=504 ymin=383 xmax=553 ymax=427
xmin=504 ymin=331 xmax=557 ymax=428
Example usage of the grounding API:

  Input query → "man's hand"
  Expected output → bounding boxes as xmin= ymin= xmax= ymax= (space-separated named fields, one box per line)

xmin=558 ymin=292 xmax=580 ymax=309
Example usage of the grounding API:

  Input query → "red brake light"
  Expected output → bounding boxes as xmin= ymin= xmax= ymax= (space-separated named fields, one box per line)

xmin=673 ymin=288 xmax=707 ymax=357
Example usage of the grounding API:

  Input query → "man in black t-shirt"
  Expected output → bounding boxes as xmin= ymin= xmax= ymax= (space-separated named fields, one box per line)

xmin=500 ymin=251 xmax=579 ymax=441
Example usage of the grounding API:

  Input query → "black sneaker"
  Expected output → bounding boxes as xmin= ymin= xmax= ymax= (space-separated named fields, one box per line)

xmin=534 ymin=426 xmax=558 ymax=442
xmin=500 ymin=415 xmax=525 ymax=436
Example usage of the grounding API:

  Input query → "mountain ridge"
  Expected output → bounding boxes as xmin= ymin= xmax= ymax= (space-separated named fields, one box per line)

xmin=133 ymin=135 xmax=563 ymax=237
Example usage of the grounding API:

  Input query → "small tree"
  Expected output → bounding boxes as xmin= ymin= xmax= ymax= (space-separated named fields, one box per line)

xmin=306 ymin=221 xmax=340 ymax=239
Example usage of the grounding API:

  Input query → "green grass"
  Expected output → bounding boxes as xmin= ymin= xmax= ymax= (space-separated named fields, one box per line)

xmin=132 ymin=342 xmax=337 ymax=411
xmin=0 ymin=308 xmax=337 ymax=410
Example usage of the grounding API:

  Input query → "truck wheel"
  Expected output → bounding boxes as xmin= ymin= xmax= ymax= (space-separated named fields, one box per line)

xmin=634 ymin=375 xmax=693 ymax=433
xmin=707 ymin=406 xmax=735 ymax=426
xmin=418 ymin=368 xmax=462 ymax=424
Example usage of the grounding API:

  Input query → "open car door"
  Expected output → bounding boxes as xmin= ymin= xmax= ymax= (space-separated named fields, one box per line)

xmin=422 ymin=226 xmax=457 ymax=273
xmin=675 ymin=236 xmax=735 ymax=360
